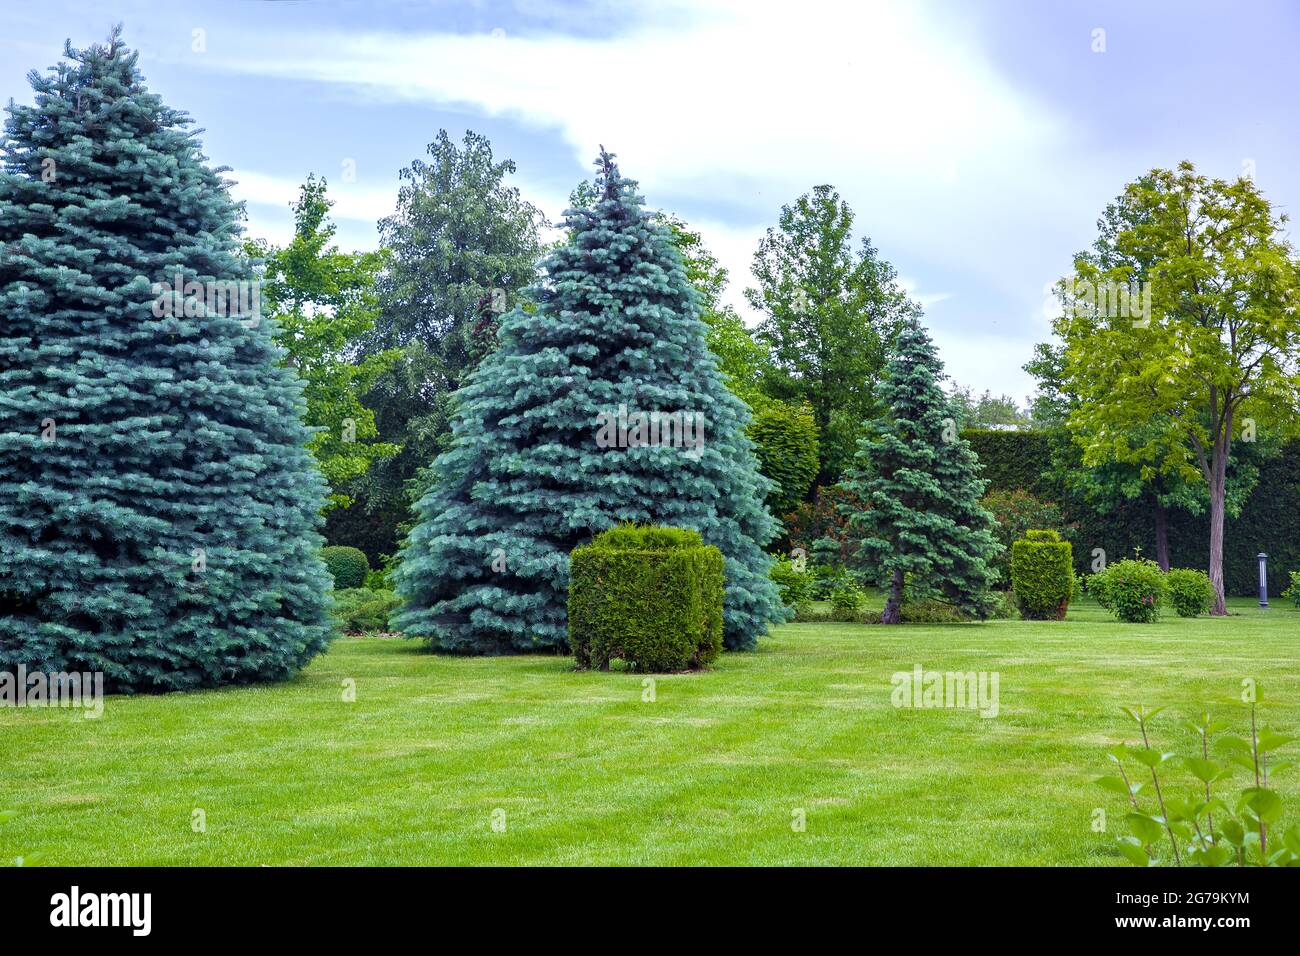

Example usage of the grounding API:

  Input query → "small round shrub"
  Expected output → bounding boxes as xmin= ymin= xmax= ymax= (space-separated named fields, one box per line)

xmin=769 ymin=554 xmax=813 ymax=609
xmin=320 ymin=545 xmax=370 ymax=589
xmin=1165 ymin=568 xmax=1213 ymax=618
xmin=1010 ymin=529 xmax=1073 ymax=620
xmin=1089 ymin=558 xmax=1167 ymax=623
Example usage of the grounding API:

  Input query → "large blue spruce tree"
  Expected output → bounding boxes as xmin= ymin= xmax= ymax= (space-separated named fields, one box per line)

xmin=395 ymin=151 xmax=785 ymax=653
xmin=0 ymin=31 xmax=333 ymax=691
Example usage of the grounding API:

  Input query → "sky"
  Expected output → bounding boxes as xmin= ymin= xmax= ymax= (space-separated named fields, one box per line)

xmin=4 ymin=0 xmax=1298 ymax=403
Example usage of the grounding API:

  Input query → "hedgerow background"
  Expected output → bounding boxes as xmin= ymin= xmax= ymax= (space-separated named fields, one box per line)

xmin=964 ymin=430 xmax=1300 ymax=595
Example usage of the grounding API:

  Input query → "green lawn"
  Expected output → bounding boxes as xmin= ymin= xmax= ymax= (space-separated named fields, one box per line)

xmin=2 ymin=598 xmax=1297 ymax=865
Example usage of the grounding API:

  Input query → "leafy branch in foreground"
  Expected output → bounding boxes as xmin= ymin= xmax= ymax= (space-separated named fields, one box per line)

xmin=1097 ymin=689 xmax=1298 ymax=865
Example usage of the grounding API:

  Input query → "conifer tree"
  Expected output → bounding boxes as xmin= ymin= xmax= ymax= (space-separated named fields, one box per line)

xmin=840 ymin=318 xmax=1001 ymax=624
xmin=0 ymin=31 xmax=333 ymax=691
xmin=394 ymin=151 xmax=784 ymax=653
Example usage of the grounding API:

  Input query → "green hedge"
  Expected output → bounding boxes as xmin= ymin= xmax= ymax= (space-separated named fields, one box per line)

xmin=967 ymin=431 xmax=1300 ymax=597
xmin=964 ymin=430 xmax=1056 ymax=499
xmin=568 ymin=525 xmax=724 ymax=672
xmin=320 ymin=546 xmax=370 ymax=589
xmin=1010 ymin=529 xmax=1073 ymax=620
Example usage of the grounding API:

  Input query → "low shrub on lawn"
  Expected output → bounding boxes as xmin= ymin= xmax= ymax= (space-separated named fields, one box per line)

xmin=828 ymin=582 xmax=865 ymax=620
xmin=321 ymin=546 xmax=370 ymax=590
xmin=1282 ymin=571 xmax=1300 ymax=608
xmin=1010 ymin=529 xmax=1073 ymax=620
xmin=1089 ymin=558 xmax=1167 ymax=623
xmin=1165 ymin=568 xmax=1214 ymax=617
xmin=332 ymin=588 xmax=402 ymax=633
xmin=898 ymin=598 xmax=967 ymax=623
xmin=769 ymin=553 xmax=814 ymax=608
xmin=568 ymin=524 xmax=723 ymax=672
xmin=805 ymin=562 xmax=860 ymax=601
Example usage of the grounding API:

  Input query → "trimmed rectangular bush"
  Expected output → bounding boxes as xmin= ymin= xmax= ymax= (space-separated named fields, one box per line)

xmin=568 ymin=525 xmax=724 ymax=672
xmin=1010 ymin=529 xmax=1074 ymax=620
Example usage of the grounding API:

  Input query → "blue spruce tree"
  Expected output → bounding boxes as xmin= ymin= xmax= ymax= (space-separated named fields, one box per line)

xmin=395 ymin=151 xmax=785 ymax=653
xmin=0 ymin=31 xmax=333 ymax=691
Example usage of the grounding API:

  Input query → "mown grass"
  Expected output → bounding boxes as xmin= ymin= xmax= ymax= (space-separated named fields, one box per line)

xmin=2 ymin=598 xmax=1296 ymax=865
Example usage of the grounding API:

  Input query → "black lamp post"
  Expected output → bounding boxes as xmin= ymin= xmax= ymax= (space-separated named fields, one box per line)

xmin=1258 ymin=552 xmax=1269 ymax=609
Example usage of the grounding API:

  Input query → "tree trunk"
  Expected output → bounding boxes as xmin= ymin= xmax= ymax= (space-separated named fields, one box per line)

xmin=1208 ymin=456 xmax=1228 ymax=616
xmin=881 ymin=567 xmax=904 ymax=624
xmin=1153 ymin=499 xmax=1170 ymax=572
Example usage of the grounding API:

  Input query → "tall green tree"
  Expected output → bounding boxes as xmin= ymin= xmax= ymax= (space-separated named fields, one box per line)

xmin=840 ymin=319 xmax=1001 ymax=624
xmin=949 ymin=386 xmax=1030 ymax=429
xmin=747 ymin=185 xmax=919 ymax=484
xmin=0 ymin=31 xmax=332 ymax=690
xmin=1055 ymin=162 xmax=1300 ymax=613
xmin=350 ymin=130 xmax=546 ymax=549
xmin=658 ymin=214 xmax=770 ymax=411
xmin=246 ymin=176 xmax=397 ymax=510
xmin=395 ymin=152 xmax=784 ymax=653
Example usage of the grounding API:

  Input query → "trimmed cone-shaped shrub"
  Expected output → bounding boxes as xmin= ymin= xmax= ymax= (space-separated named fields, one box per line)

xmin=321 ymin=546 xmax=370 ymax=589
xmin=1010 ymin=529 xmax=1074 ymax=619
xmin=568 ymin=525 xmax=723 ymax=671
xmin=393 ymin=151 xmax=784 ymax=654
xmin=0 ymin=32 xmax=332 ymax=692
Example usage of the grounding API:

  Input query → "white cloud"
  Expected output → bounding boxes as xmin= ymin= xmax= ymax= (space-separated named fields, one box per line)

xmin=229 ymin=169 xmax=399 ymax=224
xmin=190 ymin=0 xmax=1097 ymax=394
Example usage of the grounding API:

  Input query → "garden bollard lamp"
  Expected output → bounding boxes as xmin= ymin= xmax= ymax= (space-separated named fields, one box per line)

xmin=1258 ymin=552 xmax=1269 ymax=608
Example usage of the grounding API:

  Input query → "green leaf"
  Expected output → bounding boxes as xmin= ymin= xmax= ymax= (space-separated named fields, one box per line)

xmin=1239 ymin=787 xmax=1284 ymax=825
xmin=0 ymin=810 xmax=17 ymax=826
xmin=1115 ymin=836 xmax=1151 ymax=867
xmin=1131 ymin=749 xmax=1176 ymax=769
xmin=1219 ymin=817 xmax=1246 ymax=847
xmin=1257 ymin=729 xmax=1294 ymax=753
xmin=1182 ymin=756 xmax=1224 ymax=783
xmin=1125 ymin=812 xmax=1165 ymax=845
xmin=1095 ymin=775 xmax=1132 ymax=795
xmin=1282 ymin=824 xmax=1300 ymax=856
xmin=1163 ymin=797 xmax=1196 ymax=822
xmin=1204 ymin=797 xmax=1231 ymax=820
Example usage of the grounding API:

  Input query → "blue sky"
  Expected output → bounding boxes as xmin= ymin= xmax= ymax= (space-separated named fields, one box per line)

xmin=4 ymin=0 xmax=1298 ymax=401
